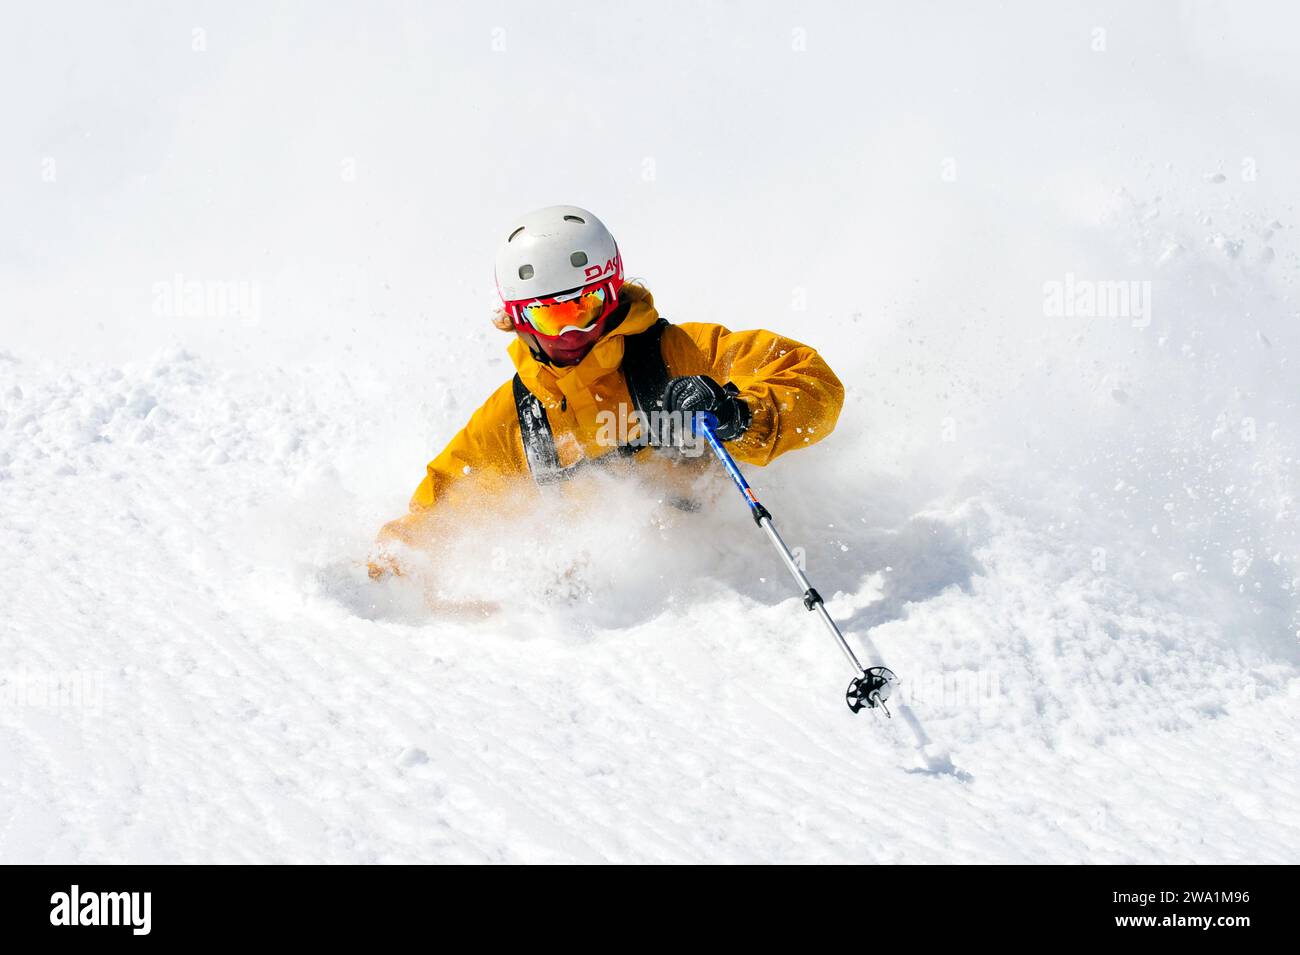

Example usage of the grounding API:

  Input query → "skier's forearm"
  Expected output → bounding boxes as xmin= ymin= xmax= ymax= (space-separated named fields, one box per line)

xmin=369 ymin=507 xmax=438 ymax=578
xmin=728 ymin=356 xmax=844 ymax=465
xmin=671 ymin=324 xmax=845 ymax=465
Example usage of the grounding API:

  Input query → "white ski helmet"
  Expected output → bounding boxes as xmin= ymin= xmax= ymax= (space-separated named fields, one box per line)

xmin=494 ymin=205 xmax=623 ymax=304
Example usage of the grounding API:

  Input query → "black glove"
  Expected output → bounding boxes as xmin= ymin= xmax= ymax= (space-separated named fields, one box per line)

xmin=661 ymin=375 xmax=752 ymax=442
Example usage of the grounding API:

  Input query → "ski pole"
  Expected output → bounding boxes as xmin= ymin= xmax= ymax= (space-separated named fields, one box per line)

xmin=692 ymin=413 xmax=896 ymax=715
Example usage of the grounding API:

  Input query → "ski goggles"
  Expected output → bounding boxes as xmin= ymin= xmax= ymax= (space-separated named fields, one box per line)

xmin=510 ymin=284 xmax=612 ymax=338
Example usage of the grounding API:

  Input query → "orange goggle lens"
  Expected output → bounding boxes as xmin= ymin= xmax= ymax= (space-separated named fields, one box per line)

xmin=519 ymin=287 xmax=607 ymax=337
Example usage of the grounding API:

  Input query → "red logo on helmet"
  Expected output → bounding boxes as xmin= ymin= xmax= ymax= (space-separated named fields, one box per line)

xmin=584 ymin=256 xmax=620 ymax=282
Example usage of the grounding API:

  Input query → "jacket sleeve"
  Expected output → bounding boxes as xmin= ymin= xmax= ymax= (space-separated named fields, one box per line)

xmin=373 ymin=382 xmax=526 ymax=563
xmin=663 ymin=322 xmax=845 ymax=466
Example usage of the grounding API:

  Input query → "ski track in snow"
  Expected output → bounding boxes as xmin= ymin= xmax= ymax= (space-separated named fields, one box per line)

xmin=1 ymin=335 xmax=1296 ymax=863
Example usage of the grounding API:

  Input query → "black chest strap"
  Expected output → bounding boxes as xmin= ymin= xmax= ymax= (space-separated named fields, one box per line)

xmin=622 ymin=317 xmax=671 ymax=420
xmin=513 ymin=318 xmax=671 ymax=485
xmin=512 ymin=374 xmax=564 ymax=484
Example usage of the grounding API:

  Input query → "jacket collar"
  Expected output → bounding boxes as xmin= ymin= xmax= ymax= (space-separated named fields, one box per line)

xmin=508 ymin=283 xmax=659 ymax=403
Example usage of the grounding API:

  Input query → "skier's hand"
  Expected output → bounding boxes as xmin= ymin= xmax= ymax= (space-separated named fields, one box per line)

xmin=661 ymin=375 xmax=752 ymax=442
xmin=367 ymin=551 xmax=402 ymax=580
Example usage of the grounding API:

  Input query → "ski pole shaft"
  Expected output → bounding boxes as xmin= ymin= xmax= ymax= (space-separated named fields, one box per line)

xmin=693 ymin=414 xmax=865 ymax=673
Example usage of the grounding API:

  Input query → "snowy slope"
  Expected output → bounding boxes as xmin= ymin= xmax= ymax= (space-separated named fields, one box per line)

xmin=1 ymin=342 xmax=1297 ymax=864
xmin=3 ymin=2 xmax=1300 ymax=863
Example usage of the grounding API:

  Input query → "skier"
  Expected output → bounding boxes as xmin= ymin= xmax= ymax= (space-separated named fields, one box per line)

xmin=370 ymin=205 xmax=844 ymax=577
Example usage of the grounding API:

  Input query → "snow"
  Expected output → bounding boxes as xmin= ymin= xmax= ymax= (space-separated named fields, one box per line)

xmin=3 ymin=3 xmax=1300 ymax=863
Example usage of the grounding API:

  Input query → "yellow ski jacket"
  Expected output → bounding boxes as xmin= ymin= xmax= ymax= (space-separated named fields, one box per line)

xmin=375 ymin=283 xmax=843 ymax=557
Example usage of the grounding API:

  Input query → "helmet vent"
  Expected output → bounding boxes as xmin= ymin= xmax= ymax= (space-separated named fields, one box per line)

xmin=508 ymin=226 xmax=525 ymax=242
xmin=518 ymin=264 xmax=534 ymax=280
xmin=569 ymin=251 xmax=588 ymax=267
xmin=562 ymin=215 xmax=586 ymax=224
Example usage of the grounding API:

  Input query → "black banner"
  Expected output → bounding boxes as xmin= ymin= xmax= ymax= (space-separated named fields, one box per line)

xmin=0 ymin=865 xmax=1287 ymax=943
